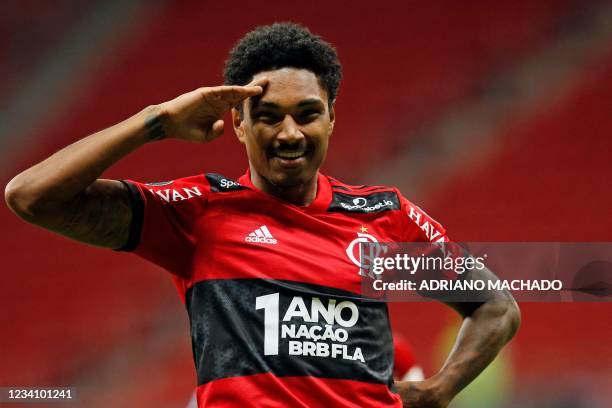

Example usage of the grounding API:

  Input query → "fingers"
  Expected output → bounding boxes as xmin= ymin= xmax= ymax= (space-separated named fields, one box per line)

xmin=204 ymin=78 xmax=268 ymax=104
xmin=210 ymin=119 xmax=225 ymax=140
xmin=247 ymin=77 xmax=269 ymax=91
xmin=184 ymin=119 xmax=224 ymax=143
xmin=233 ymin=77 xmax=268 ymax=97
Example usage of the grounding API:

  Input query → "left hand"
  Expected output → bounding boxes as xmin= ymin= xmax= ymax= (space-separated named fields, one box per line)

xmin=395 ymin=379 xmax=450 ymax=408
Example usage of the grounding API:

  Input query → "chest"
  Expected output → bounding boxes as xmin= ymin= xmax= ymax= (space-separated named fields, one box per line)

xmin=190 ymin=199 xmax=400 ymax=292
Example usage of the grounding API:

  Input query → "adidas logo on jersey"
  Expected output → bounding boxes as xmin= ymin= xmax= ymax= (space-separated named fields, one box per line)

xmin=245 ymin=225 xmax=278 ymax=244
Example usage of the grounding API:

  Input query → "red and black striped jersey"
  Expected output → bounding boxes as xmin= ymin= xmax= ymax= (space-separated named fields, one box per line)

xmin=120 ymin=169 xmax=448 ymax=407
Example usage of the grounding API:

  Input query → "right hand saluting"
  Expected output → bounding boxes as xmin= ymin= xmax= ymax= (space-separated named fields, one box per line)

xmin=5 ymin=77 xmax=267 ymax=250
xmin=156 ymin=78 xmax=267 ymax=143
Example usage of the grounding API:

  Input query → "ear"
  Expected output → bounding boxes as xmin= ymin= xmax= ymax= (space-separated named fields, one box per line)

xmin=328 ymin=104 xmax=336 ymax=136
xmin=231 ymin=107 xmax=245 ymax=144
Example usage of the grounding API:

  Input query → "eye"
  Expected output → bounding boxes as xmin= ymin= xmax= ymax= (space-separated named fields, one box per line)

xmin=255 ymin=112 xmax=281 ymax=124
xmin=297 ymin=110 xmax=321 ymax=124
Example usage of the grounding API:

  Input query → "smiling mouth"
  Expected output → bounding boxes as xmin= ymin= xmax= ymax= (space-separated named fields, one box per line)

xmin=271 ymin=148 xmax=308 ymax=160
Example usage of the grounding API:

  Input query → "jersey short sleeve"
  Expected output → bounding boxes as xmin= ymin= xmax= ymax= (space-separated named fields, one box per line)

xmin=117 ymin=174 xmax=209 ymax=278
xmin=396 ymin=191 xmax=450 ymax=243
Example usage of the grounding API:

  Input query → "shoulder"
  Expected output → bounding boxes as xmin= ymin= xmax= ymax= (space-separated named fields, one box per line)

xmin=129 ymin=173 xmax=247 ymax=203
xmin=326 ymin=175 xmax=401 ymax=214
xmin=326 ymin=175 xmax=448 ymax=242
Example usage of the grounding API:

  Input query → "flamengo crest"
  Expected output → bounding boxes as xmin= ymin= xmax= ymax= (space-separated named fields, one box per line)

xmin=345 ymin=226 xmax=388 ymax=277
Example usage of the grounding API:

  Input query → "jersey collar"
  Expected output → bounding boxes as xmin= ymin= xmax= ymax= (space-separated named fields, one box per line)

xmin=238 ymin=169 xmax=332 ymax=212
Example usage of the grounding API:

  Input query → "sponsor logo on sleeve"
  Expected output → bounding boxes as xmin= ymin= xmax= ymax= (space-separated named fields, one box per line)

xmin=205 ymin=173 xmax=247 ymax=192
xmin=148 ymin=185 xmax=203 ymax=203
xmin=407 ymin=205 xmax=447 ymax=243
xmin=328 ymin=191 xmax=400 ymax=213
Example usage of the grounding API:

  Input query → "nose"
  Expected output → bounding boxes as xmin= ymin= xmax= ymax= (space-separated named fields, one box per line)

xmin=277 ymin=115 xmax=304 ymax=144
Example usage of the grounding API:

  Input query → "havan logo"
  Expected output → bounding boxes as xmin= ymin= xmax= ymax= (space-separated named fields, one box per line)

xmin=148 ymin=186 xmax=202 ymax=203
xmin=407 ymin=205 xmax=447 ymax=243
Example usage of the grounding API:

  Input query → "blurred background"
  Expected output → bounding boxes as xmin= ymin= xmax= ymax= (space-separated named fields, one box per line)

xmin=1 ymin=0 xmax=611 ymax=407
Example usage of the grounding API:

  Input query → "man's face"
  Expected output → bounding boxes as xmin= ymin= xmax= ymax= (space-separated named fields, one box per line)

xmin=233 ymin=68 xmax=335 ymax=188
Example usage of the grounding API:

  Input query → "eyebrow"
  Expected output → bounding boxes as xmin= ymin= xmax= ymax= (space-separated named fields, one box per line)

xmin=254 ymin=98 xmax=324 ymax=110
xmin=297 ymin=98 xmax=324 ymax=108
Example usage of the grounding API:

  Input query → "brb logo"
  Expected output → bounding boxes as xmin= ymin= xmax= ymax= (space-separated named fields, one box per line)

xmin=345 ymin=228 xmax=388 ymax=278
xmin=255 ymin=293 xmax=365 ymax=363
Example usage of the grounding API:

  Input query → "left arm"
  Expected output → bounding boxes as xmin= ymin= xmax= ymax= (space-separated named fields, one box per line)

xmin=397 ymin=266 xmax=521 ymax=408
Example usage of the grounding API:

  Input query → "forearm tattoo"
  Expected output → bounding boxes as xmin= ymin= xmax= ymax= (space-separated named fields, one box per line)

xmin=144 ymin=114 xmax=166 ymax=140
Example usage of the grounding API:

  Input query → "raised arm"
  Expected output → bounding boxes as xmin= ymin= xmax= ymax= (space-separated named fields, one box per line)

xmin=4 ymin=80 xmax=266 ymax=249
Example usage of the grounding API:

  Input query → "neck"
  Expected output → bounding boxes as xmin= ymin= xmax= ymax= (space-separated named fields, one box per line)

xmin=250 ymin=170 xmax=318 ymax=206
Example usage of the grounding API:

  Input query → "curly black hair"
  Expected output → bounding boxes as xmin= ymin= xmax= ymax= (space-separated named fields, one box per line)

xmin=224 ymin=22 xmax=342 ymax=105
